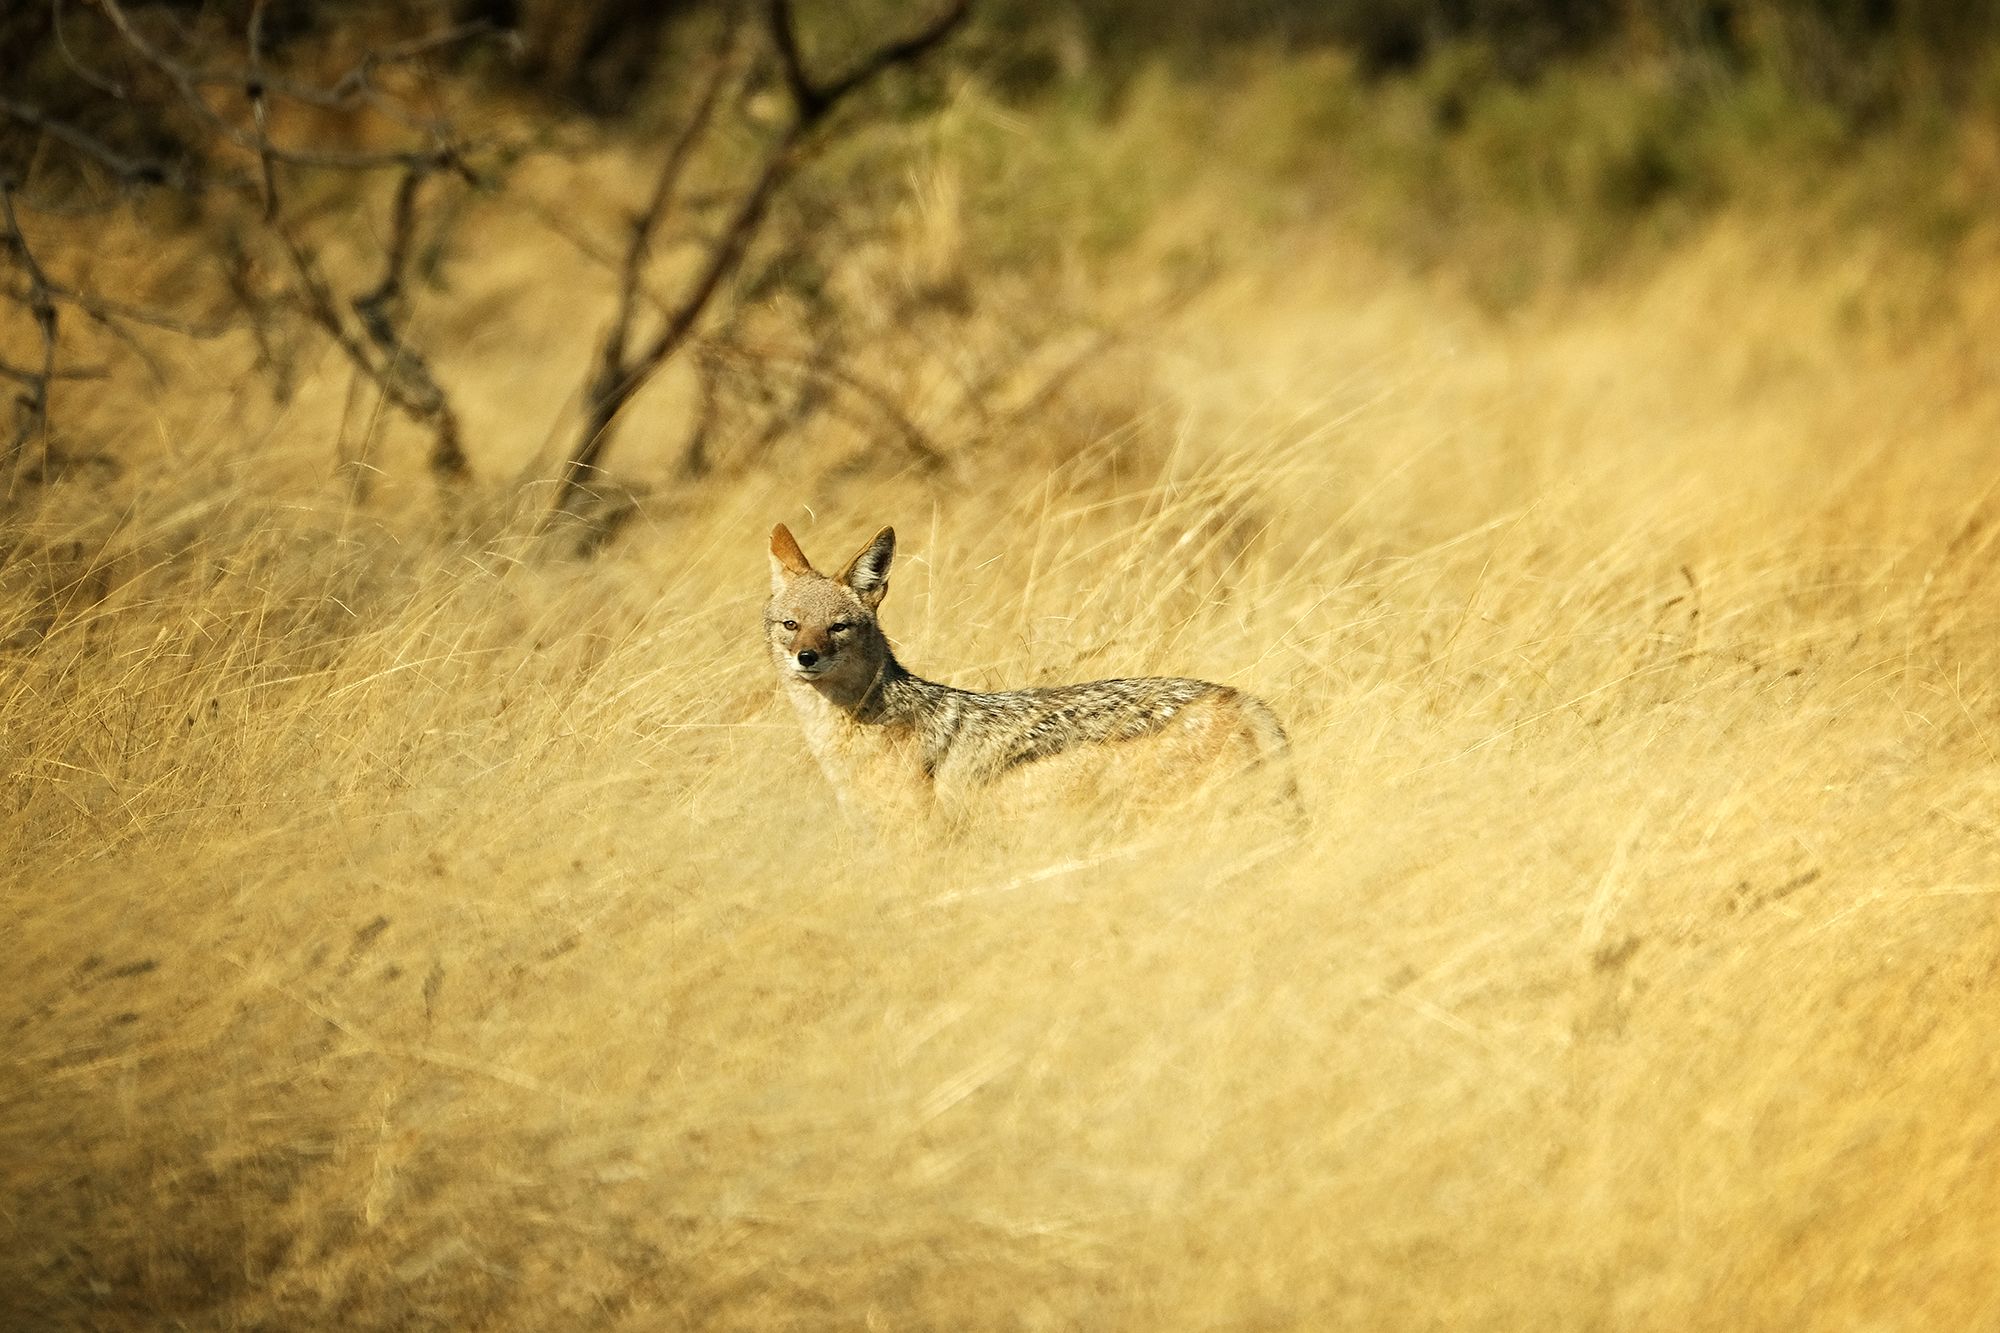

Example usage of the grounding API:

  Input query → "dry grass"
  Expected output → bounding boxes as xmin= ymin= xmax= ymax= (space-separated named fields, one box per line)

xmin=6 ymin=132 xmax=2000 ymax=1329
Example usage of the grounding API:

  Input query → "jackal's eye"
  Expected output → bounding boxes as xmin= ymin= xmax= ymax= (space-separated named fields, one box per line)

xmin=828 ymin=621 xmax=851 ymax=634
xmin=781 ymin=619 xmax=798 ymax=631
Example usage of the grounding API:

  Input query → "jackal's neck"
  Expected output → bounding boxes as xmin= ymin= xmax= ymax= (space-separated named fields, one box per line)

xmin=785 ymin=647 xmax=944 ymax=731
xmin=842 ymin=650 xmax=940 ymax=727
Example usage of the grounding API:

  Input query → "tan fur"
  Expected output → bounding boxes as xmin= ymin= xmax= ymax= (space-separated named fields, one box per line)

xmin=769 ymin=523 xmax=812 ymax=579
xmin=765 ymin=523 xmax=1301 ymax=831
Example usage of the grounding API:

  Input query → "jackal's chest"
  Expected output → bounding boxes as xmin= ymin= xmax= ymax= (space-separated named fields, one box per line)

xmin=782 ymin=685 xmax=933 ymax=820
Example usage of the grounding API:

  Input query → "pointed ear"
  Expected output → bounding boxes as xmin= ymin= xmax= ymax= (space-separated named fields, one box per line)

xmin=769 ymin=523 xmax=813 ymax=593
xmin=839 ymin=526 xmax=895 ymax=609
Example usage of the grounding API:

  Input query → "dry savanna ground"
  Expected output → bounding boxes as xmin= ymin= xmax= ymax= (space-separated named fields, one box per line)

xmin=6 ymin=129 xmax=2000 ymax=1327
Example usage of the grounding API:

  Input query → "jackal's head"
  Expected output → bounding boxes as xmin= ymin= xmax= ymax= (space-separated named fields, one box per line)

xmin=765 ymin=524 xmax=895 ymax=705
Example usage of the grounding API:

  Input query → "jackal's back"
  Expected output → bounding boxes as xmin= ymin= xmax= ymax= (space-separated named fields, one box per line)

xmin=889 ymin=675 xmax=1215 ymax=777
xmin=883 ymin=671 xmax=1295 ymax=812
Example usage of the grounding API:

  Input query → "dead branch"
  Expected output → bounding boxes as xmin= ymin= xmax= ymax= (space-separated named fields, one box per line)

xmin=680 ymin=339 xmax=724 ymax=477
xmin=274 ymin=21 xmax=502 ymax=112
xmin=771 ymin=0 xmax=971 ymax=116
xmin=63 ymin=0 xmax=483 ymax=480
xmin=239 ymin=1 xmax=477 ymax=478
xmin=271 ymin=181 xmax=468 ymax=480
xmin=1 ymin=181 xmax=59 ymax=479
xmin=596 ymin=13 xmax=743 ymax=412
xmin=53 ymin=0 xmax=131 ymax=101
xmin=790 ymin=352 xmax=948 ymax=472
xmin=350 ymin=164 xmax=469 ymax=477
xmin=4 ymin=277 xmax=233 ymax=340
xmin=0 ymin=97 xmax=184 ymax=189
xmin=0 ymin=361 xmax=103 ymax=386
xmin=0 ymin=2 xmax=512 ymax=493
xmin=551 ymin=0 xmax=969 ymax=515
xmin=246 ymin=0 xmax=278 ymax=219
xmin=725 ymin=336 xmax=948 ymax=472
xmin=91 ymin=0 xmax=488 ymax=172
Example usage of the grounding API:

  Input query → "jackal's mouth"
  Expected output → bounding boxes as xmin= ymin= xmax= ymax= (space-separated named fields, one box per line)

xmin=788 ymin=662 xmax=832 ymax=680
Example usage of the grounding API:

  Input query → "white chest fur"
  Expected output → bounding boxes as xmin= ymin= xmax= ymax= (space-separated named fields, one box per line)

xmin=781 ymin=681 xmax=931 ymax=824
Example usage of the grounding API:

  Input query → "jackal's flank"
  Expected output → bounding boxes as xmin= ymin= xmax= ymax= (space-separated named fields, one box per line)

xmin=764 ymin=523 xmax=1298 ymax=822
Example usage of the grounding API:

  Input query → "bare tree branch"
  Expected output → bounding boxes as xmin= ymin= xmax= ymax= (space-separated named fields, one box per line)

xmin=11 ymin=0 xmax=967 ymax=510
xmin=591 ymin=10 xmax=745 ymax=425
xmin=773 ymin=0 xmax=971 ymax=116
xmin=0 ymin=360 xmax=103 ymax=386
xmin=150 ymin=20 xmax=502 ymax=112
xmin=91 ymin=0 xmax=487 ymax=172
xmin=557 ymin=126 xmax=794 ymax=506
xmin=324 ymin=22 xmax=503 ymax=103
xmin=0 ymin=2 xmax=522 ymax=493
xmin=246 ymin=0 xmax=279 ymax=219
xmin=351 ymin=165 xmax=468 ymax=477
xmin=723 ymin=336 xmax=948 ymax=472
xmin=0 ymin=98 xmax=183 ymax=189
xmin=1 ymin=182 xmax=60 ymax=481
xmin=767 ymin=0 xmax=823 ymax=120
xmin=54 ymin=0 xmax=131 ymax=101
xmin=4 ymin=277 xmax=232 ymax=339
xmin=552 ymin=0 xmax=968 ymax=514
xmin=269 ymin=176 xmax=468 ymax=480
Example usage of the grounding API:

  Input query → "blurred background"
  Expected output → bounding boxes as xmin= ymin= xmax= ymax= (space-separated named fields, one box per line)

xmin=6 ymin=3 xmax=2000 ymax=1329
xmin=6 ymin=0 xmax=1998 ymax=503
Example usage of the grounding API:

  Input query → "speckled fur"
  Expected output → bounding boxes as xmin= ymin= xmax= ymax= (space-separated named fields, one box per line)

xmin=765 ymin=523 xmax=1300 ymax=827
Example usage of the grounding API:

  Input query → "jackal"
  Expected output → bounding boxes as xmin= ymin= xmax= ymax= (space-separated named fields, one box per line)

xmin=764 ymin=523 xmax=1300 ymax=828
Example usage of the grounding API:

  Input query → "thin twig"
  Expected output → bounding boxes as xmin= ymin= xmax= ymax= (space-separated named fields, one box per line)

xmin=246 ymin=0 xmax=278 ymax=219
xmin=2 ymin=0 xmax=495 ymax=489
xmin=772 ymin=347 xmax=949 ymax=471
xmin=164 ymin=21 xmax=501 ymax=111
xmin=92 ymin=0 xmax=480 ymax=171
xmin=351 ymin=165 xmax=468 ymax=477
xmin=234 ymin=2 xmax=468 ymax=480
xmin=715 ymin=322 xmax=948 ymax=473
xmin=54 ymin=0 xmax=131 ymax=100
xmin=0 ymin=361 xmax=105 ymax=385
xmin=1 ymin=182 xmax=60 ymax=476
xmin=553 ymin=0 xmax=968 ymax=514
xmin=560 ymin=123 xmax=798 ymax=503
xmin=774 ymin=0 xmax=970 ymax=114
xmin=4 ymin=277 xmax=233 ymax=338
xmin=0 ymin=98 xmax=183 ymax=189
xmin=321 ymin=23 xmax=501 ymax=104
xmin=597 ymin=12 xmax=744 ymax=403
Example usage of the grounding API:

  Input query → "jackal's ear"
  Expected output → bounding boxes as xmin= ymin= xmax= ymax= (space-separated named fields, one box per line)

xmin=770 ymin=523 xmax=813 ymax=592
xmin=839 ymin=526 xmax=895 ymax=608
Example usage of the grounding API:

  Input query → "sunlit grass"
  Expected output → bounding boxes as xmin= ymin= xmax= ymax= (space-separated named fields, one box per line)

xmin=6 ymin=104 xmax=2000 ymax=1330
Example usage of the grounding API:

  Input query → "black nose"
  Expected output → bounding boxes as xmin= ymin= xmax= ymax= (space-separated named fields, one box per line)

xmin=796 ymin=649 xmax=818 ymax=667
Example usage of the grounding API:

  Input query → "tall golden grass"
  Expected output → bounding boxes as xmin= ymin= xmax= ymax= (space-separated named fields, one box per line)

xmin=6 ymin=110 xmax=2000 ymax=1327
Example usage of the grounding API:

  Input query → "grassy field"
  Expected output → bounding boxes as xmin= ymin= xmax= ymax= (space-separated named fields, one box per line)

xmin=7 ymin=67 xmax=2000 ymax=1328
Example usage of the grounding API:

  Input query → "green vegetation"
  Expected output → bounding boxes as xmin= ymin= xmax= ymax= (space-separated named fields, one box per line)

xmin=951 ymin=1 xmax=2000 ymax=304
